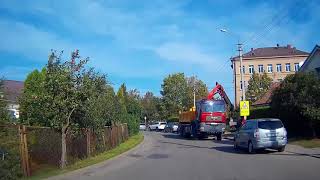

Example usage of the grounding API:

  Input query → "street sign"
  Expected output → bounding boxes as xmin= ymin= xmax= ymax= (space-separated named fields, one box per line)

xmin=240 ymin=101 xmax=250 ymax=116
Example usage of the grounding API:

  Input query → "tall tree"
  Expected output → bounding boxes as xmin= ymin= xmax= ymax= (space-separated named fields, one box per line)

xmin=116 ymin=84 xmax=141 ymax=135
xmin=161 ymin=73 xmax=188 ymax=116
xmin=246 ymin=72 xmax=272 ymax=103
xmin=44 ymin=50 xmax=89 ymax=168
xmin=271 ymin=72 xmax=320 ymax=137
xmin=186 ymin=76 xmax=208 ymax=108
xmin=141 ymin=92 xmax=160 ymax=122
xmin=117 ymin=83 xmax=128 ymax=114
xmin=19 ymin=69 xmax=47 ymax=125
xmin=0 ymin=78 xmax=9 ymax=123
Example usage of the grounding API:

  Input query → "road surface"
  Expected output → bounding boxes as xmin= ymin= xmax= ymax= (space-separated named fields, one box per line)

xmin=50 ymin=131 xmax=320 ymax=180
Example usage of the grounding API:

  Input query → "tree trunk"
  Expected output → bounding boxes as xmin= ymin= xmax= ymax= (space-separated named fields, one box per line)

xmin=60 ymin=107 xmax=75 ymax=169
xmin=60 ymin=125 xmax=68 ymax=169
xmin=309 ymin=120 xmax=317 ymax=138
xmin=311 ymin=123 xmax=317 ymax=138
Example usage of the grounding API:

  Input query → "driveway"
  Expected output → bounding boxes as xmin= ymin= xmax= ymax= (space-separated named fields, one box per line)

xmin=49 ymin=131 xmax=320 ymax=180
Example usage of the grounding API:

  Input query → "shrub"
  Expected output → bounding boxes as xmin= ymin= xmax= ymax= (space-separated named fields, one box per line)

xmin=0 ymin=127 xmax=22 ymax=180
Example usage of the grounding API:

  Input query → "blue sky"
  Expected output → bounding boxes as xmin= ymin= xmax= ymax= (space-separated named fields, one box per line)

xmin=1 ymin=0 xmax=320 ymax=103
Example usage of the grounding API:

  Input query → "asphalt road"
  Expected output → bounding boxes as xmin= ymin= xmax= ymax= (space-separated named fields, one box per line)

xmin=50 ymin=131 xmax=320 ymax=180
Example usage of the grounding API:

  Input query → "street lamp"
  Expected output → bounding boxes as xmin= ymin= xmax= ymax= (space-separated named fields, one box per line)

xmin=144 ymin=116 xmax=147 ymax=127
xmin=220 ymin=28 xmax=246 ymax=119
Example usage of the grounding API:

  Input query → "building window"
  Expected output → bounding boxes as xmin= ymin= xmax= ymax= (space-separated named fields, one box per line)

xmin=294 ymin=63 xmax=300 ymax=72
xmin=267 ymin=64 xmax=273 ymax=73
xmin=285 ymin=63 xmax=291 ymax=72
xmin=249 ymin=65 xmax=254 ymax=74
xmin=240 ymin=81 xmax=246 ymax=90
xmin=258 ymin=65 xmax=264 ymax=73
xmin=276 ymin=64 xmax=282 ymax=72
xmin=239 ymin=66 xmax=245 ymax=74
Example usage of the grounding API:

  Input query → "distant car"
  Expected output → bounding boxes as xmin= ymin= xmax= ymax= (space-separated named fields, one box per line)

xmin=148 ymin=122 xmax=159 ymax=131
xmin=234 ymin=118 xmax=287 ymax=153
xmin=157 ymin=122 xmax=167 ymax=131
xmin=164 ymin=122 xmax=179 ymax=133
xmin=139 ymin=123 xmax=146 ymax=131
xmin=148 ymin=122 xmax=167 ymax=131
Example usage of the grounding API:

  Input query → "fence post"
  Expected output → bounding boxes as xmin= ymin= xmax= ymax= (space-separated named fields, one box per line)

xmin=86 ymin=128 xmax=91 ymax=157
xmin=19 ymin=125 xmax=30 ymax=176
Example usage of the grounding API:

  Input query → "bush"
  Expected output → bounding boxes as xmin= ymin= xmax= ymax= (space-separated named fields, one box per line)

xmin=122 ymin=114 xmax=139 ymax=136
xmin=271 ymin=72 xmax=320 ymax=138
xmin=249 ymin=106 xmax=274 ymax=119
xmin=0 ymin=127 xmax=23 ymax=180
xmin=167 ymin=116 xmax=179 ymax=122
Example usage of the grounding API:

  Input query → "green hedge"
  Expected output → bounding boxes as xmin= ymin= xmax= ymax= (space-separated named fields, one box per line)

xmin=0 ymin=126 xmax=22 ymax=180
xmin=249 ymin=106 xmax=275 ymax=119
xmin=167 ymin=116 xmax=179 ymax=122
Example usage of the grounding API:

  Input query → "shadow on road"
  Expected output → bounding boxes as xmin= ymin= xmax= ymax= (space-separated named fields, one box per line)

xmin=212 ymin=139 xmax=234 ymax=145
xmin=161 ymin=133 xmax=185 ymax=140
xmin=161 ymin=133 xmax=320 ymax=158
xmin=159 ymin=140 xmax=213 ymax=149
xmin=162 ymin=133 xmax=218 ymax=142
xmin=213 ymin=146 xmax=320 ymax=158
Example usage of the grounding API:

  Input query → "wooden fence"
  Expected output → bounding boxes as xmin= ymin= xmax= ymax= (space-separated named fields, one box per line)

xmin=1 ymin=124 xmax=129 ymax=177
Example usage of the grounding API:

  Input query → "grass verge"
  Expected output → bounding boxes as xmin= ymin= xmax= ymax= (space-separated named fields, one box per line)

xmin=23 ymin=133 xmax=144 ymax=180
xmin=289 ymin=138 xmax=320 ymax=148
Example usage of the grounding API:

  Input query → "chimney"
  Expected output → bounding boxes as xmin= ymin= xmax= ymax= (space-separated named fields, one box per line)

xmin=287 ymin=44 xmax=292 ymax=49
xmin=250 ymin=48 xmax=255 ymax=56
xmin=292 ymin=47 xmax=296 ymax=53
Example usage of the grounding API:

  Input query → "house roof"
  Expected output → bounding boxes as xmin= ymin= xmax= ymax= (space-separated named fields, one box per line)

xmin=252 ymin=82 xmax=280 ymax=106
xmin=1 ymin=80 xmax=24 ymax=103
xmin=299 ymin=44 xmax=320 ymax=72
xmin=232 ymin=44 xmax=309 ymax=61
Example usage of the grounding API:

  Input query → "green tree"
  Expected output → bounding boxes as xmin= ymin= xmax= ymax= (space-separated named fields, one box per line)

xmin=19 ymin=50 xmax=117 ymax=168
xmin=186 ymin=76 xmax=208 ymax=108
xmin=19 ymin=69 xmax=47 ymax=125
xmin=0 ymin=78 xmax=9 ymax=123
xmin=160 ymin=73 xmax=209 ymax=118
xmin=141 ymin=92 xmax=160 ymax=122
xmin=246 ymin=72 xmax=272 ymax=103
xmin=271 ymin=72 xmax=320 ymax=137
xmin=117 ymin=83 xmax=128 ymax=114
xmin=43 ymin=50 xmax=89 ymax=168
xmin=161 ymin=73 xmax=188 ymax=116
xmin=116 ymin=84 xmax=141 ymax=135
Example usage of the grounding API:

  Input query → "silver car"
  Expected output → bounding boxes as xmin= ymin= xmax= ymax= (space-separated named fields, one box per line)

xmin=234 ymin=118 xmax=287 ymax=153
xmin=139 ymin=123 xmax=146 ymax=131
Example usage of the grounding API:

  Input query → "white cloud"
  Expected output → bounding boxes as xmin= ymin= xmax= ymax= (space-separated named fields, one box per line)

xmin=0 ymin=18 xmax=73 ymax=62
xmin=154 ymin=42 xmax=222 ymax=66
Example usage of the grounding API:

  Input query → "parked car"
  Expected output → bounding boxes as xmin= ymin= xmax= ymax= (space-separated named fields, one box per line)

xmin=164 ymin=122 xmax=179 ymax=133
xmin=148 ymin=122 xmax=159 ymax=131
xmin=148 ymin=122 xmax=167 ymax=131
xmin=139 ymin=123 xmax=146 ymax=131
xmin=234 ymin=118 xmax=287 ymax=153
xmin=157 ymin=122 xmax=167 ymax=131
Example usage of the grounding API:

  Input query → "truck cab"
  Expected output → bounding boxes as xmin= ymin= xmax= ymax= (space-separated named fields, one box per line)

xmin=196 ymin=100 xmax=226 ymax=140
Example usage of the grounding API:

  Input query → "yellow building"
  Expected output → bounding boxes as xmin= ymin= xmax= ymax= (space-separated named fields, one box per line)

xmin=231 ymin=44 xmax=309 ymax=107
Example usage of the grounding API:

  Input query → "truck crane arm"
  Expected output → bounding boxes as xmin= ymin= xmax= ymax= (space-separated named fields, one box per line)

xmin=207 ymin=82 xmax=234 ymax=110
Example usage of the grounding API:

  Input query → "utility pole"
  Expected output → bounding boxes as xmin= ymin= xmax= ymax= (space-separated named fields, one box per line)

xmin=193 ymin=75 xmax=196 ymax=109
xmin=238 ymin=43 xmax=245 ymax=101
xmin=238 ymin=43 xmax=246 ymax=121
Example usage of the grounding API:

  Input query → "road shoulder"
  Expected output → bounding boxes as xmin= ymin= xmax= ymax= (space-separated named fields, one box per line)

xmin=27 ymin=133 xmax=144 ymax=180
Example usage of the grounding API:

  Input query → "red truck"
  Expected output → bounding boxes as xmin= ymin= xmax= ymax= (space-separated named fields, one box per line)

xmin=179 ymin=83 xmax=233 ymax=140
